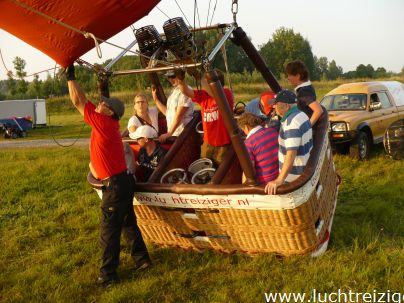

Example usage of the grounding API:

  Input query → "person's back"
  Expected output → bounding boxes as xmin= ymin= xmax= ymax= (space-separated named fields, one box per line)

xmin=85 ymin=101 xmax=126 ymax=179
xmin=245 ymin=127 xmax=279 ymax=184
xmin=278 ymin=107 xmax=312 ymax=182
xmin=238 ymin=112 xmax=279 ymax=185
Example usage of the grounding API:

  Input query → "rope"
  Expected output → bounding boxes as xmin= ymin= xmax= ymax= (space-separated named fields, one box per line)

xmin=194 ymin=0 xmax=201 ymax=29
xmin=83 ymin=32 xmax=102 ymax=59
xmin=174 ymin=0 xmax=192 ymax=28
xmin=10 ymin=0 xmax=138 ymax=57
xmin=205 ymin=0 xmax=212 ymax=28
xmin=0 ymin=48 xmax=13 ymax=77
xmin=156 ymin=6 xmax=171 ymax=19
xmin=26 ymin=66 xmax=59 ymax=78
xmin=221 ymin=37 xmax=233 ymax=92
xmin=47 ymin=63 xmax=87 ymax=148
xmin=209 ymin=0 xmax=218 ymax=26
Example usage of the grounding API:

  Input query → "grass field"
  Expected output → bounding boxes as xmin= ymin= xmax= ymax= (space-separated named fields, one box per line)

xmin=0 ymin=146 xmax=403 ymax=302
xmin=0 ymin=78 xmax=403 ymax=302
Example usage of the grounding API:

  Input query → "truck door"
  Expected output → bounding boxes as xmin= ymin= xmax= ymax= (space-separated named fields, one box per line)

xmin=370 ymin=92 xmax=399 ymax=143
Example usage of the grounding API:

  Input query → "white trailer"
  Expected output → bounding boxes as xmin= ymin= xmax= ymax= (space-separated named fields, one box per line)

xmin=0 ymin=99 xmax=47 ymax=126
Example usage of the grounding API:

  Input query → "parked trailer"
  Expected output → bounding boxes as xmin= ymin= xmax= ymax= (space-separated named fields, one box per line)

xmin=0 ymin=99 xmax=46 ymax=126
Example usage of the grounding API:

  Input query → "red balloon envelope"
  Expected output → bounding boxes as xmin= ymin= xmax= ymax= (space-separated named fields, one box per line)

xmin=0 ymin=0 xmax=161 ymax=67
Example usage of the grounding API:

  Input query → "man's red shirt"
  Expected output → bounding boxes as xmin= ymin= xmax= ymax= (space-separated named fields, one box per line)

xmin=84 ymin=102 xmax=126 ymax=179
xmin=193 ymin=89 xmax=234 ymax=146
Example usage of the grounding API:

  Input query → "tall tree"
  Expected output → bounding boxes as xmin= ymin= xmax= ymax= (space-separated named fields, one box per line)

xmin=41 ymin=73 xmax=53 ymax=97
xmin=356 ymin=64 xmax=374 ymax=78
xmin=327 ymin=60 xmax=343 ymax=80
xmin=13 ymin=56 xmax=28 ymax=96
xmin=314 ymin=56 xmax=329 ymax=80
xmin=6 ymin=70 xmax=16 ymax=97
xmin=27 ymin=74 xmax=42 ymax=98
xmin=374 ymin=67 xmax=387 ymax=78
xmin=259 ymin=27 xmax=316 ymax=79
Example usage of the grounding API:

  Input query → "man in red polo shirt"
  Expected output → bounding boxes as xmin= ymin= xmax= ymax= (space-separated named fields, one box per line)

xmin=177 ymin=69 xmax=234 ymax=166
xmin=66 ymin=65 xmax=150 ymax=285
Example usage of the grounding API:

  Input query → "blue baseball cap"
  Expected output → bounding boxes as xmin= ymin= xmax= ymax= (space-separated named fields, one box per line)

xmin=274 ymin=89 xmax=297 ymax=104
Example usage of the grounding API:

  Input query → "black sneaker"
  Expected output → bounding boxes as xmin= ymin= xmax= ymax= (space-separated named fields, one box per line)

xmin=133 ymin=258 xmax=151 ymax=271
xmin=96 ymin=275 xmax=120 ymax=286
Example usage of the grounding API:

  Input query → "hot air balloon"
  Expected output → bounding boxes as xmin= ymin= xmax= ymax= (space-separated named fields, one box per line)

xmin=0 ymin=0 xmax=339 ymax=256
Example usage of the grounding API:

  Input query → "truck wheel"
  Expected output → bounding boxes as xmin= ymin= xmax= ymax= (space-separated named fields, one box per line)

xmin=350 ymin=131 xmax=370 ymax=160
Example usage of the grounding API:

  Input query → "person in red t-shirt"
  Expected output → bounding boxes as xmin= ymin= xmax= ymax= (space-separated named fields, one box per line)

xmin=177 ymin=69 xmax=234 ymax=166
xmin=65 ymin=65 xmax=150 ymax=285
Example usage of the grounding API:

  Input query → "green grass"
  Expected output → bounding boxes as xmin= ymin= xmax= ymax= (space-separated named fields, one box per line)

xmin=0 ymin=146 xmax=403 ymax=302
xmin=1 ymin=78 xmax=403 ymax=301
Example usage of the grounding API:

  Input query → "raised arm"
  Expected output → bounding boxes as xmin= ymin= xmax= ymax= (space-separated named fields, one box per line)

xmin=158 ymin=105 xmax=188 ymax=142
xmin=176 ymin=79 xmax=195 ymax=99
xmin=176 ymin=72 xmax=214 ymax=99
xmin=66 ymin=65 xmax=86 ymax=116
xmin=308 ymin=101 xmax=323 ymax=126
xmin=152 ymin=85 xmax=167 ymax=116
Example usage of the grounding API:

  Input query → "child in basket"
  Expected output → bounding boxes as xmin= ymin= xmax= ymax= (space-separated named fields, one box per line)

xmin=132 ymin=125 xmax=167 ymax=181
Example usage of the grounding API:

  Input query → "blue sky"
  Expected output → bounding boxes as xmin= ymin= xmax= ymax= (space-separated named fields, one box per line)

xmin=1 ymin=0 xmax=403 ymax=80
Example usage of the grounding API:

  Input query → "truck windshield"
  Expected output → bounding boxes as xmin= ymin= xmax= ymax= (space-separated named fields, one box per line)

xmin=321 ymin=94 xmax=367 ymax=111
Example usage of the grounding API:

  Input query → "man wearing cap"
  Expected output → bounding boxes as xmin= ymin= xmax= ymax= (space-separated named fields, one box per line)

xmin=152 ymin=69 xmax=194 ymax=142
xmin=265 ymin=89 xmax=313 ymax=195
xmin=66 ymin=65 xmax=150 ymax=285
xmin=132 ymin=125 xmax=167 ymax=181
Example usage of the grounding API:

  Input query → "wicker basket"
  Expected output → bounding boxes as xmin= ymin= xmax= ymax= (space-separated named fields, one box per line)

xmin=134 ymin=138 xmax=338 ymax=256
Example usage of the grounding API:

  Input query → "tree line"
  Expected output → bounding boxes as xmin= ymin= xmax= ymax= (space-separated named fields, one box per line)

xmin=1 ymin=27 xmax=403 ymax=100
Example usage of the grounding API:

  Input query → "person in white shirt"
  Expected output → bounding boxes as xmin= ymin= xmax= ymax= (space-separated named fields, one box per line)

xmin=127 ymin=93 xmax=159 ymax=139
xmin=151 ymin=70 xmax=194 ymax=142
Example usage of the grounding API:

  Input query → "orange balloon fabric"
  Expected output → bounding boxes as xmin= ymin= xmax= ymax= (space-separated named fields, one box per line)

xmin=0 ymin=0 xmax=160 ymax=67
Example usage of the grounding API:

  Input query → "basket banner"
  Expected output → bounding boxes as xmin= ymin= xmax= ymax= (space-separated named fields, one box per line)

xmin=133 ymin=192 xmax=296 ymax=210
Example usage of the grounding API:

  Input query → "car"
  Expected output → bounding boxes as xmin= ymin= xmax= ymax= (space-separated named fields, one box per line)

xmin=321 ymin=81 xmax=404 ymax=159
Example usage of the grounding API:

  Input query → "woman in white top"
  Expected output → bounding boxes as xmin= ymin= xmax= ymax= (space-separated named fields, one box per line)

xmin=127 ymin=93 xmax=159 ymax=139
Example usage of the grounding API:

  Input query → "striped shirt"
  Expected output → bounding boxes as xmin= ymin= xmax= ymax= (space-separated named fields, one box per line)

xmin=279 ymin=106 xmax=313 ymax=182
xmin=245 ymin=126 xmax=279 ymax=184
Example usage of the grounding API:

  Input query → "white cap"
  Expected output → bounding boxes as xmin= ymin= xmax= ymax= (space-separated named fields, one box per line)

xmin=130 ymin=125 xmax=157 ymax=140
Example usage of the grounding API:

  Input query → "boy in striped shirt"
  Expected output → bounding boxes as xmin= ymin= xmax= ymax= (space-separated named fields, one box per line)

xmin=238 ymin=112 xmax=279 ymax=184
xmin=265 ymin=90 xmax=313 ymax=195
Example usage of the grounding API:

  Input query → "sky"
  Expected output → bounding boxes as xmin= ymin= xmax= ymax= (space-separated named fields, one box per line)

xmin=1 ymin=0 xmax=404 ymax=81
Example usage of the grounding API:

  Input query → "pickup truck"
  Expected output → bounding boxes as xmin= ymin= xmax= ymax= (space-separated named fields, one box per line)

xmin=320 ymin=81 xmax=404 ymax=159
